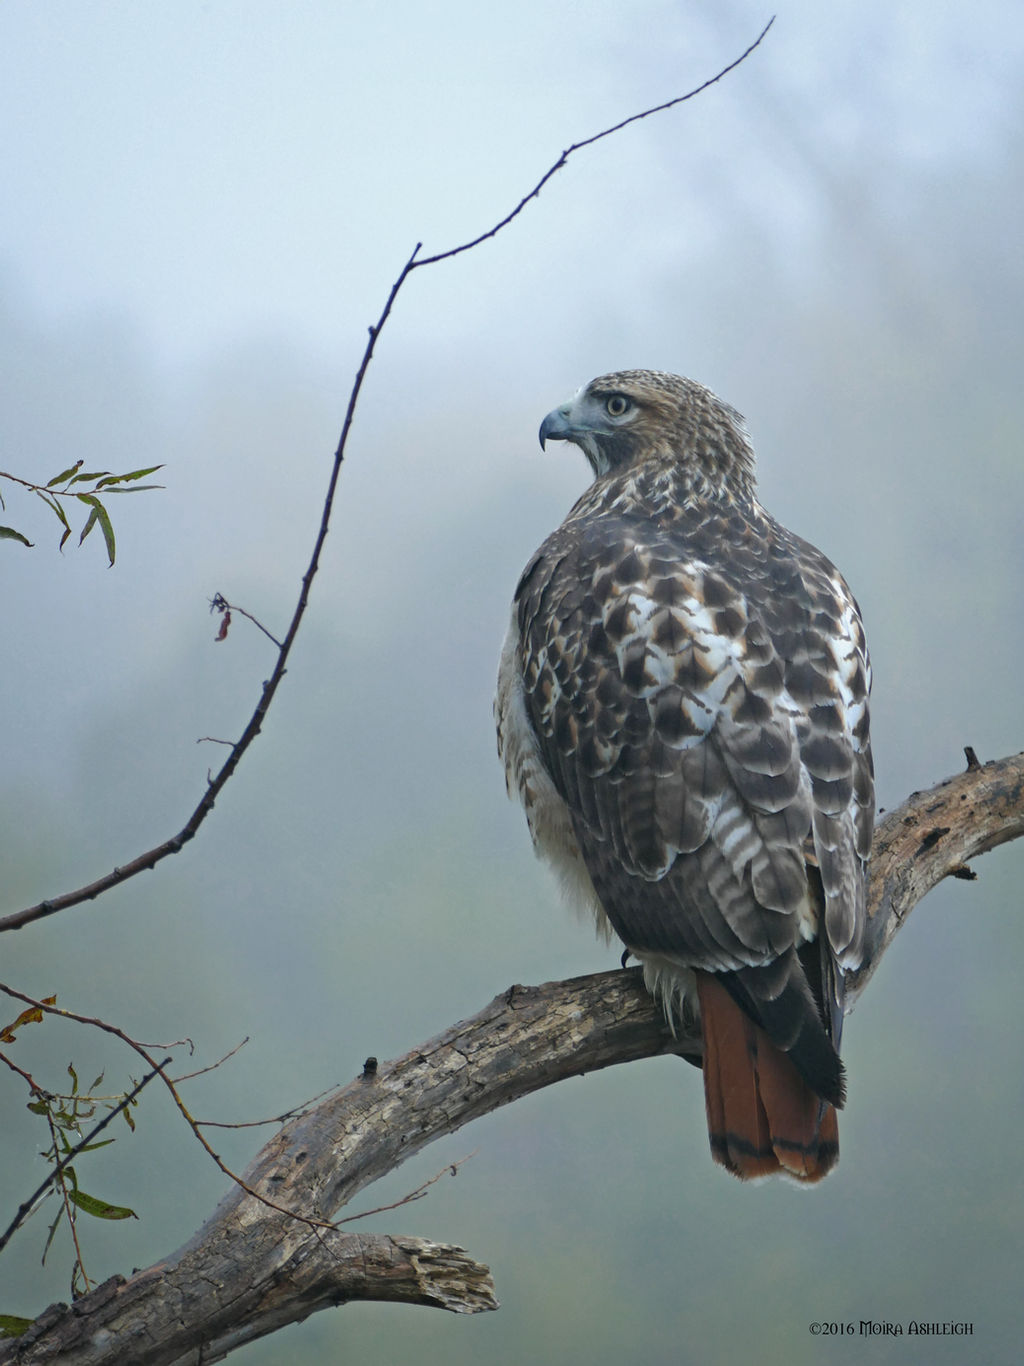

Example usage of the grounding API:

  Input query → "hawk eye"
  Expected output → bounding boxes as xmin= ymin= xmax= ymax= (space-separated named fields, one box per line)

xmin=605 ymin=394 xmax=631 ymax=418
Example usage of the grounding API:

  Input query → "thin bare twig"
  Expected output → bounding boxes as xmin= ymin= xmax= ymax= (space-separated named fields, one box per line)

xmin=196 ymin=1084 xmax=340 ymax=1130
xmin=171 ymin=1037 xmax=250 ymax=1084
xmin=0 ymin=243 xmax=419 ymax=936
xmin=0 ymin=20 xmax=773 ymax=937
xmin=414 ymin=17 xmax=775 ymax=268
xmin=336 ymin=1152 xmax=476 ymax=1226
xmin=0 ymin=1048 xmax=41 ymax=1091
xmin=209 ymin=593 xmax=284 ymax=650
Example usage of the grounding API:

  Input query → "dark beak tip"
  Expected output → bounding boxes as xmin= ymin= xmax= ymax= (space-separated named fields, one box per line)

xmin=538 ymin=411 xmax=566 ymax=449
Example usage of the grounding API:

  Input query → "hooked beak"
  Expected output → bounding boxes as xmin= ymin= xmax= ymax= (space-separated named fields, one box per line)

xmin=538 ymin=406 xmax=575 ymax=449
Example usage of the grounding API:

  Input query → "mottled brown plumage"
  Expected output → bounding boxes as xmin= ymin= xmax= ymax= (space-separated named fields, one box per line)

xmin=496 ymin=370 xmax=873 ymax=1180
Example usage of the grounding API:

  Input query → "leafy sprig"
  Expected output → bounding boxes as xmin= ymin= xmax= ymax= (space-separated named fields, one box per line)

xmin=0 ymin=461 xmax=164 ymax=565
xmin=0 ymin=1000 xmax=143 ymax=1302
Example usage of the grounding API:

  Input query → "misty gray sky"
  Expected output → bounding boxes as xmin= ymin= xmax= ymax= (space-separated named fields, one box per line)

xmin=4 ymin=1 xmax=1021 ymax=366
xmin=2 ymin=4 xmax=1023 ymax=1364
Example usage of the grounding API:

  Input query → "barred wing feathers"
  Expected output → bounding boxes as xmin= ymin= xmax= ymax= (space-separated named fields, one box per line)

xmin=513 ymin=495 xmax=871 ymax=1177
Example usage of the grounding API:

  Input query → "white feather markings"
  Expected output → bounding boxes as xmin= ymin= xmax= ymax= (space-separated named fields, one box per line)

xmin=496 ymin=609 xmax=613 ymax=941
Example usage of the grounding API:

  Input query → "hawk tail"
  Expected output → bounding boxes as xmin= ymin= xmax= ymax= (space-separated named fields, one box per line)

xmin=696 ymin=971 xmax=840 ymax=1182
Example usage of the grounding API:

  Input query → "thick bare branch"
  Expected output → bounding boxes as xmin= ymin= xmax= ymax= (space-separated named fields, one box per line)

xmin=4 ymin=752 xmax=1021 ymax=1365
xmin=850 ymin=747 xmax=1024 ymax=999
xmin=4 ymin=1236 xmax=496 ymax=1366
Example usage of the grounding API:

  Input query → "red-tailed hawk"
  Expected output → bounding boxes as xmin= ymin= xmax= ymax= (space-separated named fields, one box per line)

xmin=496 ymin=370 xmax=873 ymax=1181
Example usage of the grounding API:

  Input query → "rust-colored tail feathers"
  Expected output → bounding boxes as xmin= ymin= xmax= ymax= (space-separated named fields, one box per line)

xmin=697 ymin=972 xmax=840 ymax=1182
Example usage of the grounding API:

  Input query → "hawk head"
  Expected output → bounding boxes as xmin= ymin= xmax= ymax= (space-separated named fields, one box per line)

xmin=539 ymin=369 xmax=757 ymax=498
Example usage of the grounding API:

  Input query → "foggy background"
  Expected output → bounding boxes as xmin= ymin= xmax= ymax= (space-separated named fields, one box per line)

xmin=2 ymin=2 xmax=1022 ymax=1362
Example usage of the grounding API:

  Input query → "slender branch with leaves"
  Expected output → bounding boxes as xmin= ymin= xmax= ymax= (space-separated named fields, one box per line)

xmin=0 ymin=461 xmax=164 ymax=564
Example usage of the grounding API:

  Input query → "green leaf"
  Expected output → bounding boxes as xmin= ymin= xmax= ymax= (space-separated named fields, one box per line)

xmin=90 ymin=1072 xmax=105 ymax=1091
xmin=68 ymin=1062 xmax=79 ymax=1096
xmin=0 ymin=525 xmax=34 ymax=547
xmin=41 ymin=1204 xmax=63 ymax=1265
xmin=26 ymin=1099 xmax=50 ymax=1116
xmin=0 ymin=1315 xmax=35 ymax=1339
xmin=67 ymin=1188 xmax=137 ymax=1221
xmin=95 ymin=464 xmax=164 ymax=487
xmin=77 ymin=1137 xmax=116 ymax=1154
xmin=34 ymin=488 xmax=71 ymax=527
xmin=123 ymin=1105 xmax=136 ymax=1133
xmin=68 ymin=470 xmax=111 ymax=484
xmin=34 ymin=491 xmax=74 ymax=552
xmin=46 ymin=460 xmax=84 ymax=487
xmin=98 ymin=484 xmax=163 ymax=493
xmin=76 ymin=495 xmax=115 ymax=565
xmin=78 ymin=506 xmax=98 ymax=546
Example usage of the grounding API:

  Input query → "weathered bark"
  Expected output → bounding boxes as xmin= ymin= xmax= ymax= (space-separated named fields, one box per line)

xmin=849 ymin=749 xmax=1024 ymax=998
xmin=4 ymin=751 xmax=1022 ymax=1366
